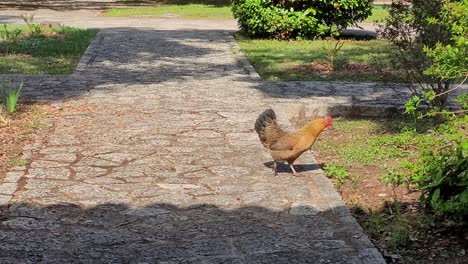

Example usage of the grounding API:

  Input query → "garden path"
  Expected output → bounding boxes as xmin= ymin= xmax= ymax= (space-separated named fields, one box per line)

xmin=0 ymin=1 xmax=396 ymax=263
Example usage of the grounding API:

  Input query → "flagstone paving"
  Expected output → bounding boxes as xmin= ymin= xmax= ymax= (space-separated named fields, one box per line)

xmin=0 ymin=2 xmax=392 ymax=263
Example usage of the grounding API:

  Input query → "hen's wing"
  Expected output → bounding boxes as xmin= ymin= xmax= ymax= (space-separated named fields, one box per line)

xmin=263 ymin=122 xmax=288 ymax=148
xmin=269 ymin=132 xmax=307 ymax=162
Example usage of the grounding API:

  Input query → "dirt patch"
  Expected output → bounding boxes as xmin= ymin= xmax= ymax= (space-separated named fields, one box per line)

xmin=0 ymin=103 xmax=50 ymax=182
xmin=291 ymin=62 xmax=391 ymax=79
xmin=291 ymin=62 xmax=333 ymax=78
xmin=315 ymin=126 xmax=419 ymax=212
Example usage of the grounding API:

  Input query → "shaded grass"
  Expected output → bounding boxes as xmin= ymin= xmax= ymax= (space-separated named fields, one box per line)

xmin=108 ymin=3 xmax=386 ymax=21
xmin=105 ymin=4 xmax=233 ymax=18
xmin=0 ymin=26 xmax=97 ymax=75
xmin=235 ymin=35 xmax=403 ymax=82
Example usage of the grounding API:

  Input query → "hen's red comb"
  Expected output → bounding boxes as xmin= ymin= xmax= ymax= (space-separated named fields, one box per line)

xmin=326 ymin=116 xmax=333 ymax=126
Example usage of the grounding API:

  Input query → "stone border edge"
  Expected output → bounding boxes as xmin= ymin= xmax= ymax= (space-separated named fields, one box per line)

xmin=225 ymin=33 xmax=262 ymax=81
xmin=74 ymin=29 xmax=105 ymax=74
xmin=302 ymin=152 xmax=386 ymax=264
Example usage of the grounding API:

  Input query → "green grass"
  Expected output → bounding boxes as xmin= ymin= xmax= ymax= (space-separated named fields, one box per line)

xmin=105 ymin=4 xmax=233 ymax=18
xmin=365 ymin=5 xmax=390 ymax=23
xmin=235 ymin=35 xmax=403 ymax=82
xmin=107 ymin=3 xmax=387 ymax=21
xmin=315 ymin=119 xmax=418 ymax=167
xmin=8 ymin=157 xmax=29 ymax=167
xmin=0 ymin=26 xmax=97 ymax=75
xmin=115 ymin=0 xmax=230 ymax=5
xmin=323 ymin=164 xmax=350 ymax=188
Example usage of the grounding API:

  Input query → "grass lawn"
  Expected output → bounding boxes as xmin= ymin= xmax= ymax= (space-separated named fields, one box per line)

xmin=105 ymin=4 xmax=233 ymax=18
xmin=235 ymin=35 xmax=403 ymax=82
xmin=115 ymin=0 xmax=230 ymax=4
xmin=106 ymin=3 xmax=386 ymax=21
xmin=366 ymin=4 xmax=389 ymax=23
xmin=0 ymin=25 xmax=97 ymax=75
xmin=313 ymin=118 xmax=467 ymax=263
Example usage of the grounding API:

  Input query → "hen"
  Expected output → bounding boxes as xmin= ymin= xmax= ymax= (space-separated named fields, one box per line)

xmin=254 ymin=109 xmax=333 ymax=175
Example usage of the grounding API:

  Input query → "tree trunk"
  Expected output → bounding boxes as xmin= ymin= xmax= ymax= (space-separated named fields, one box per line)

xmin=433 ymin=81 xmax=449 ymax=111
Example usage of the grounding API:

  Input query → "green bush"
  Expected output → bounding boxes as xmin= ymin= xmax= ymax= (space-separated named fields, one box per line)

xmin=379 ymin=0 xmax=467 ymax=110
xmin=380 ymin=0 xmax=467 ymax=221
xmin=231 ymin=0 xmax=373 ymax=39
xmin=407 ymin=116 xmax=468 ymax=221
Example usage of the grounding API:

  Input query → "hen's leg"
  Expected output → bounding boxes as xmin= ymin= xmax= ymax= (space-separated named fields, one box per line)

xmin=289 ymin=164 xmax=297 ymax=175
xmin=272 ymin=161 xmax=278 ymax=176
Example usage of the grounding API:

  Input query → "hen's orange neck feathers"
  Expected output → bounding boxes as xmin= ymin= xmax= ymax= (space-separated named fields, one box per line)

xmin=300 ymin=116 xmax=333 ymax=137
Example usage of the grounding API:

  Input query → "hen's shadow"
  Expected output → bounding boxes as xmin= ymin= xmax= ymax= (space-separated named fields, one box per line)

xmin=263 ymin=161 xmax=322 ymax=174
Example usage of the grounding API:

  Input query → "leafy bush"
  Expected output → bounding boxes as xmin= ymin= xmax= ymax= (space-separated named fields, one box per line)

xmin=406 ymin=116 xmax=467 ymax=221
xmin=231 ymin=0 xmax=373 ymax=39
xmin=423 ymin=0 xmax=468 ymax=82
xmin=379 ymin=0 xmax=467 ymax=110
xmin=406 ymin=1 xmax=467 ymax=221
xmin=380 ymin=0 xmax=467 ymax=221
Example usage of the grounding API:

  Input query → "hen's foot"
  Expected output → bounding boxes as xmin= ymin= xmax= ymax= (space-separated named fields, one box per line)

xmin=289 ymin=164 xmax=297 ymax=175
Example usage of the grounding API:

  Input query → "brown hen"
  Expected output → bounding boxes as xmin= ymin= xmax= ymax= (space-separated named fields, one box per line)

xmin=254 ymin=109 xmax=333 ymax=175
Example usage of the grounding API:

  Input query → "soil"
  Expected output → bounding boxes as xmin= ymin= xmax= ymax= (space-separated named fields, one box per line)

xmin=291 ymin=61 xmax=395 ymax=81
xmin=315 ymin=124 xmax=468 ymax=264
xmin=0 ymin=103 xmax=50 ymax=182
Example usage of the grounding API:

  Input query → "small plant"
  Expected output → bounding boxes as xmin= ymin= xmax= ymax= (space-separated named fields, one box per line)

xmin=324 ymin=164 xmax=349 ymax=187
xmin=0 ymin=24 xmax=22 ymax=54
xmin=1 ymin=82 xmax=23 ymax=113
xmin=322 ymin=39 xmax=346 ymax=71
xmin=21 ymin=13 xmax=43 ymax=36
xmin=379 ymin=167 xmax=408 ymax=217
xmin=8 ymin=157 xmax=29 ymax=167
xmin=0 ymin=24 xmax=22 ymax=43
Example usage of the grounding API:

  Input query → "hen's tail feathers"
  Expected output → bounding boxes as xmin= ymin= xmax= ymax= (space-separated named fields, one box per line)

xmin=255 ymin=109 xmax=277 ymax=148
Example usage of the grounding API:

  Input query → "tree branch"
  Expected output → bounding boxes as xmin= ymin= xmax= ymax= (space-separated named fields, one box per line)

xmin=435 ymin=73 xmax=468 ymax=98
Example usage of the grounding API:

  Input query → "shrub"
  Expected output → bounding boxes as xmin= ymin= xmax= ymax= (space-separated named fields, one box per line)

xmin=231 ymin=0 xmax=373 ymax=39
xmin=379 ymin=0 xmax=467 ymax=110
xmin=399 ymin=1 xmax=467 ymax=220
xmin=405 ymin=115 xmax=468 ymax=221
xmin=423 ymin=0 xmax=468 ymax=82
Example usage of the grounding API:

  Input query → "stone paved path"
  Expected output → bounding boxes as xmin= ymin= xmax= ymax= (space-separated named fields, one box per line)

xmin=0 ymin=2 xmax=390 ymax=263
